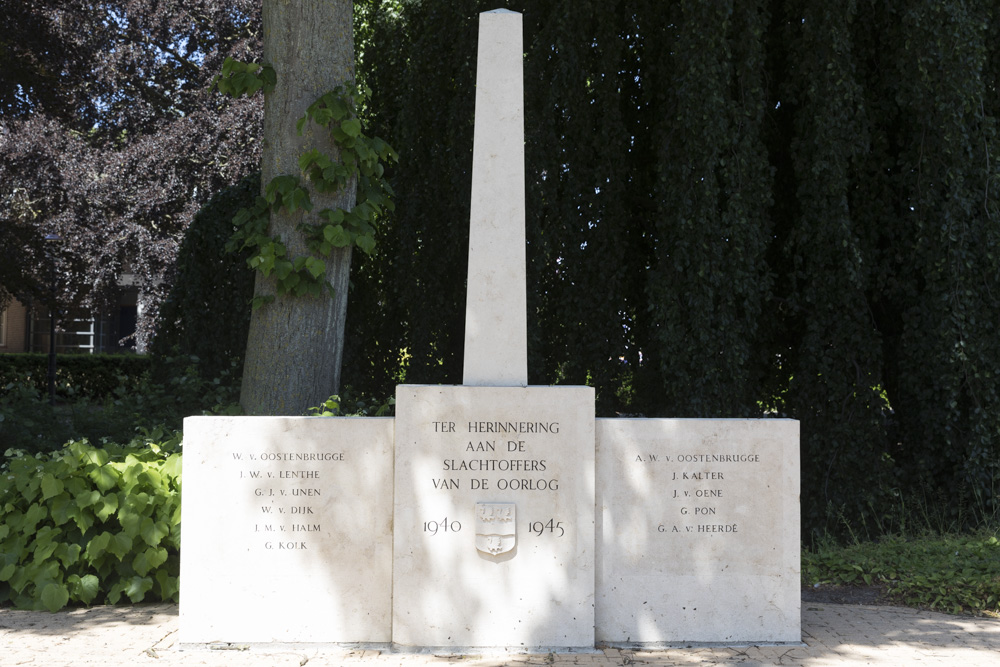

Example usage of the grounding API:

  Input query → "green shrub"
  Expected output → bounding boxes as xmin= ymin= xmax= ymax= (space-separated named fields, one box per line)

xmin=1 ymin=355 xmax=240 ymax=465
xmin=308 ymin=389 xmax=395 ymax=417
xmin=150 ymin=173 xmax=257 ymax=383
xmin=0 ymin=430 xmax=182 ymax=611
xmin=0 ymin=353 xmax=150 ymax=402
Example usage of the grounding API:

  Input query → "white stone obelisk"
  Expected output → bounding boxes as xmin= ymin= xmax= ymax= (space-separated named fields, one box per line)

xmin=463 ymin=9 xmax=527 ymax=387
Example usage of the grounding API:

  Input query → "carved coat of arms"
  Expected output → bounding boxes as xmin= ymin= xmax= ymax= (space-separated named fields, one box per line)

xmin=475 ymin=502 xmax=515 ymax=556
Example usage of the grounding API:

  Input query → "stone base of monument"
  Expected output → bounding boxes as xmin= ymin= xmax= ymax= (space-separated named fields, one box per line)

xmin=595 ymin=418 xmax=800 ymax=646
xmin=180 ymin=409 xmax=798 ymax=648
xmin=392 ymin=385 xmax=595 ymax=649
xmin=179 ymin=417 xmax=394 ymax=644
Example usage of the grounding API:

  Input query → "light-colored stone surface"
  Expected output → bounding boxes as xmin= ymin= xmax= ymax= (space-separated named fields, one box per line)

xmin=3 ymin=601 xmax=1000 ymax=666
xmin=393 ymin=385 xmax=595 ymax=648
xmin=595 ymin=418 xmax=800 ymax=645
xmin=463 ymin=9 xmax=527 ymax=387
xmin=180 ymin=416 xmax=394 ymax=643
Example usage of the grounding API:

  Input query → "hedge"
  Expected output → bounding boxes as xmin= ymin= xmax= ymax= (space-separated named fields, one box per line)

xmin=0 ymin=353 xmax=150 ymax=401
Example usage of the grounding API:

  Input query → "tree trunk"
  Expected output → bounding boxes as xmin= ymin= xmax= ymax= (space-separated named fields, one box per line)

xmin=240 ymin=1 xmax=355 ymax=415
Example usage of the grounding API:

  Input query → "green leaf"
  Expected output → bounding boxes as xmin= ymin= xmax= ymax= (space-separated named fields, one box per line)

xmin=76 ymin=489 xmax=101 ymax=508
xmin=89 ymin=466 xmax=118 ymax=493
xmin=287 ymin=187 xmax=312 ymax=213
xmin=124 ymin=576 xmax=154 ymax=603
xmin=40 ymin=474 xmax=64 ymax=500
xmin=133 ymin=546 xmax=168 ymax=576
xmin=260 ymin=65 xmax=276 ymax=93
xmin=298 ymin=148 xmax=324 ymax=172
xmin=24 ymin=503 xmax=47 ymax=532
xmin=162 ymin=453 xmax=182 ymax=481
xmin=95 ymin=493 xmax=119 ymax=523
xmin=265 ymin=175 xmax=299 ymax=202
xmin=325 ymin=224 xmax=351 ymax=248
xmin=139 ymin=518 xmax=169 ymax=547
xmin=321 ymin=208 xmax=345 ymax=225
xmin=53 ymin=543 xmax=82 ymax=569
xmin=119 ymin=505 xmax=143 ymax=538
xmin=304 ymin=257 xmax=326 ymax=279
xmin=49 ymin=493 xmax=76 ymax=526
xmin=341 ymin=118 xmax=362 ymax=137
xmin=106 ymin=532 xmax=133 ymax=561
xmin=155 ymin=570 xmax=180 ymax=602
xmin=86 ymin=531 xmax=112 ymax=561
xmin=41 ymin=583 xmax=69 ymax=612
xmin=356 ymin=234 xmax=377 ymax=255
xmin=121 ymin=462 xmax=143 ymax=490
xmin=67 ymin=574 xmax=100 ymax=605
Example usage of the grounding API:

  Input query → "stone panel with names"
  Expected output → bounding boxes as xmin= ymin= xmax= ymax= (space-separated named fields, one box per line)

xmin=595 ymin=419 xmax=800 ymax=645
xmin=179 ymin=416 xmax=393 ymax=643
xmin=393 ymin=385 xmax=595 ymax=649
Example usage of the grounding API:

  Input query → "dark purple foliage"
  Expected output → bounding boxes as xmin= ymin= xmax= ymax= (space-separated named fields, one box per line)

xmin=0 ymin=0 xmax=263 ymax=347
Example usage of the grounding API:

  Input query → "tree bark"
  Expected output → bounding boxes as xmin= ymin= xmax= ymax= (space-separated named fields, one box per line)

xmin=240 ymin=1 xmax=355 ymax=415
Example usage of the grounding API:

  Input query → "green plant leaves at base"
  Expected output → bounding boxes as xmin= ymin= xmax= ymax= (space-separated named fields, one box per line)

xmin=40 ymin=582 xmax=69 ymax=612
xmin=1 ymin=436 xmax=182 ymax=611
xmin=66 ymin=574 xmax=100 ymax=605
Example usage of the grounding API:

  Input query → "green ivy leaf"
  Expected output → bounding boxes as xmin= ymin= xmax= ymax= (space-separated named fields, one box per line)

xmin=40 ymin=582 xmax=69 ymax=613
xmin=304 ymin=257 xmax=326 ymax=279
xmin=124 ymin=576 xmax=154 ymax=603
xmin=23 ymin=503 xmax=47 ymax=532
xmin=340 ymin=118 xmax=362 ymax=138
xmin=67 ymin=574 xmax=100 ymax=605
xmin=53 ymin=542 xmax=82 ymax=569
xmin=40 ymin=474 xmax=64 ymax=501
xmin=95 ymin=493 xmax=119 ymax=523
xmin=86 ymin=531 xmax=112 ymax=561
xmin=133 ymin=546 xmax=168 ymax=576
xmin=260 ymin=64 xmax=276 ymax=93
xmin=88 ymin=465 xmax=118 ymax=493
xmin=139 ymin=518 xmax=169 ymax=547
xmin=155 ymin=570 xmax=180 ymax=602
xmin=106 ymin=532 xmax=133 ymax=561
xmin=356 ymin=234 xmax=376 ymax=255
xmin=323 ymin=224 xmax=350 ymax=247
xmin=287 ymin=187 xmax=312 ymax=213
xmin=76 ymin=489 xmax=101 ymax=508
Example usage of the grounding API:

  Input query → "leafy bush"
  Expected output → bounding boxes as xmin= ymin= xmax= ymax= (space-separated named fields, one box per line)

xmin=803 ymin=533 xmax=1000 ymax=617
xmin=0 ymin=430 xmax=182 ymax=611
xmin=0 ymin=353 xmax=150 ymax=402
xmin=1 ymin=355 xmax=240 ymax=465
xmin=308 ymin=389 xmax=395 ymax=417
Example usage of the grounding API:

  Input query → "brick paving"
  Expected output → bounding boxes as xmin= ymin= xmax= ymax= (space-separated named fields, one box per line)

xmin=2 ymin=602 xmax=1000 ymax=666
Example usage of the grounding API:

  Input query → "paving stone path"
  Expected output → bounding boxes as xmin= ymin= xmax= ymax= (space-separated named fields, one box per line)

xmin=2 ymin=602 xmax=999 ymax=666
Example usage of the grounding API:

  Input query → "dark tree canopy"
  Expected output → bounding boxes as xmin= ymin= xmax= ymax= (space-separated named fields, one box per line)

xmin=0 ymin=0 xmax=262 ymax=343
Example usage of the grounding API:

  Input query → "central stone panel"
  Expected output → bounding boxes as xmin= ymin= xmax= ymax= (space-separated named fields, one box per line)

xmin=392 ymin=385 xmax=596 ymax=649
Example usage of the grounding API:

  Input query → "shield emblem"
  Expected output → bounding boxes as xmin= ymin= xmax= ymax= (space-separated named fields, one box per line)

xmin=475 ymin=502 xmax=516 ymax=556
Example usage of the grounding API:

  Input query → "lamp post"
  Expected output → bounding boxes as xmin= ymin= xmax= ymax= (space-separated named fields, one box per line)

xmin=44 ymin=234 xmax=60 ymax=406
